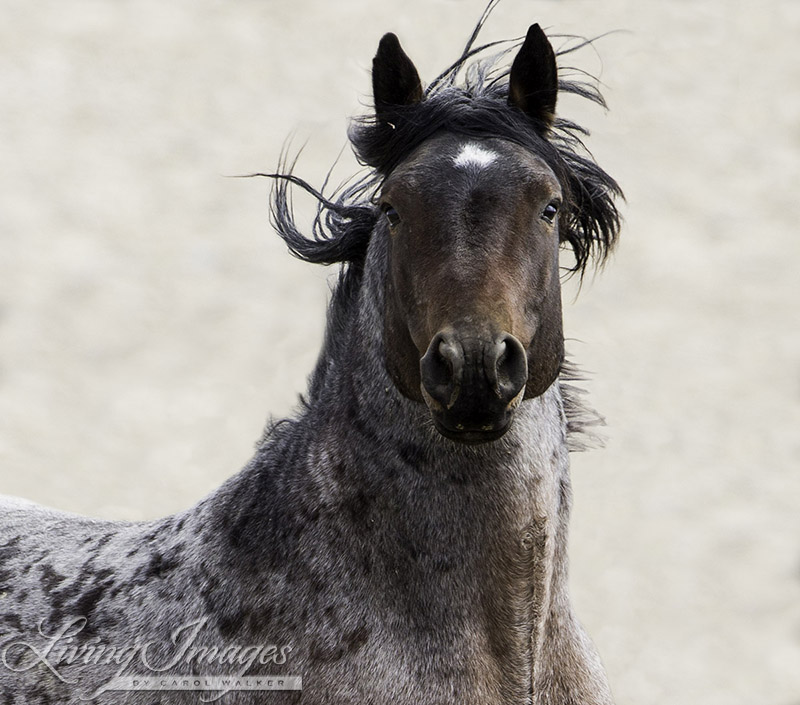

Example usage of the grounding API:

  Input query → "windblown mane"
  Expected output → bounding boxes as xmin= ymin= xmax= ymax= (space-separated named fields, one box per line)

xmin=266 ymin=13 xmax=622 ymax=280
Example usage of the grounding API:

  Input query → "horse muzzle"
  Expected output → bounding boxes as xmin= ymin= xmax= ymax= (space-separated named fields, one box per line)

xmin=419 ymin=328 xmax=528 ymax=443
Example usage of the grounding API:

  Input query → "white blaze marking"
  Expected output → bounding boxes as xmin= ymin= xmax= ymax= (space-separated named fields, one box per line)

xmin=453 ymin=143 xmax=498 ymax=169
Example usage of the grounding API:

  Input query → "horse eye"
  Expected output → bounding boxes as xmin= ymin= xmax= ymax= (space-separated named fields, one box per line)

xmin=382 ymin=205 xmax=401 ymax=227
xmin=541 ymin=202 xmax=560 ymax=224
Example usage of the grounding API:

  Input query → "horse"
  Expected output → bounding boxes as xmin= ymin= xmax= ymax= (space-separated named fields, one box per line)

xmin=0 ymin=12 xmax=622 ymax=705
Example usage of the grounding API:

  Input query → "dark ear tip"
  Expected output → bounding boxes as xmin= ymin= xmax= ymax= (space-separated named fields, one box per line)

xmin=377 ymin=32 xmax=401 ymax=55
xmin=522 ymin=23 xmax=553 ymax=53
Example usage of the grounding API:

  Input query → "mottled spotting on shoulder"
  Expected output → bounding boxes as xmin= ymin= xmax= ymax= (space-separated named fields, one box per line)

xmin=345 ymin=624 xmax=370 ymax=654
xmin=69 ymin=569 xmax=117 ymax=636
xmin=0 ymin=536 xmax=22 ymax=561
xmin=43 ymin=565 xmax=117 ymax=635
xmin=241 ymin=607 xmax=270 ymax=637
xmin=144 ymin=547 xmax=182 ymax=581
xmin=142 ymin=528 xmax=160 ymax=544
xmin=94 ymin=532 xmax=116 ymax=550
xmin=40 ymin=565 xmax=67 ymax=593
xmin=0 ymin=612 xmax=23 ymax=633
xmin=309 ymin=623 xmax=370 ymax=665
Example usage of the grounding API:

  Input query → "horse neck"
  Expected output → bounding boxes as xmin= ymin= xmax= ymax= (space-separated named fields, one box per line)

xmin=299 ymin=233 xmax=573 ymax=690
xmin=204 ymin=230 xmax=573 ymax=693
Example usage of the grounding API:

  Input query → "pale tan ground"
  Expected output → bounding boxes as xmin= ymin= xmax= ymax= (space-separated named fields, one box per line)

xmin=1 ymin=1 xmax=798 ymax=703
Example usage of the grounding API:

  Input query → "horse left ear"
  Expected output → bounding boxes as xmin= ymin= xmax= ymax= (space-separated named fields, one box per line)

xmin=372 ymin=33 xmax=424 ymax=121
xmin=508 ymin=24 xmax=558 ymax=130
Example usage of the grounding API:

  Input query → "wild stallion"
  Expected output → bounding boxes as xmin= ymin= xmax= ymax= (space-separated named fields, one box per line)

xmin=0 ymin=11 xmax=622 ymax=705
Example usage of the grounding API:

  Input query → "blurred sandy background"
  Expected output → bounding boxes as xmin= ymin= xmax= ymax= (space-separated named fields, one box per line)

xmin=1 ymin=1 xmax=798 ymax=703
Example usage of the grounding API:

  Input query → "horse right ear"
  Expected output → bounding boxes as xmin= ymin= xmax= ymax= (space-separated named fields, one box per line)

xmin=508 ymin=24 xmax=558 ymax=130
xmin=372 ymin=33 xmax=423 ymax=120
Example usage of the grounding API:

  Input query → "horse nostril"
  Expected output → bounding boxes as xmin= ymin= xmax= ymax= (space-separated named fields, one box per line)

xmin=489 ymin=334 xmax=528 ymax=404
xmin=420 ymin=332 xmax=464 ymax=410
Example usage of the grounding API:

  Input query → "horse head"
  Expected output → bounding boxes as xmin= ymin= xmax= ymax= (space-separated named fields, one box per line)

xmin=374 ymin=26 xmax=568 ymax=443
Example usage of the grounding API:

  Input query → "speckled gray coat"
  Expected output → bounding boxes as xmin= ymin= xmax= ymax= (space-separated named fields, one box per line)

xmin=0 ymin=223 xmax=613 ymax=704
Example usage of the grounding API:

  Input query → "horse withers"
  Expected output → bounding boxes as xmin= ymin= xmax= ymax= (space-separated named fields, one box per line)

xmin=0 ymin=18 xmax=622 ymax=705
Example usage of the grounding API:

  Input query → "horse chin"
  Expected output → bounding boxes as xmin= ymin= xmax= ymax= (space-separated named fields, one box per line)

xmin=429 ymin=413 xmax=515 ymax=445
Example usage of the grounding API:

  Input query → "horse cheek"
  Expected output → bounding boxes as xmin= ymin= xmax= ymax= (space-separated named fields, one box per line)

xmin=523 ymin=285 xmax=565 ymax=399
xmin=383 ymin=273 xmax=425 ymax=403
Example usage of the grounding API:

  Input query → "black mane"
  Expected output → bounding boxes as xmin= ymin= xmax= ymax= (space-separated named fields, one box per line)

xmin=266 ymin=20 xmax=622 ymax=279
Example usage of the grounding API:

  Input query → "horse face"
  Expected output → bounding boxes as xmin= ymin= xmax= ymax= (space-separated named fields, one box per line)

xmin=381 ymin=133 xmax=565 ymax=443
xmin=373 ymin=25 xmax=565 ymax=443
